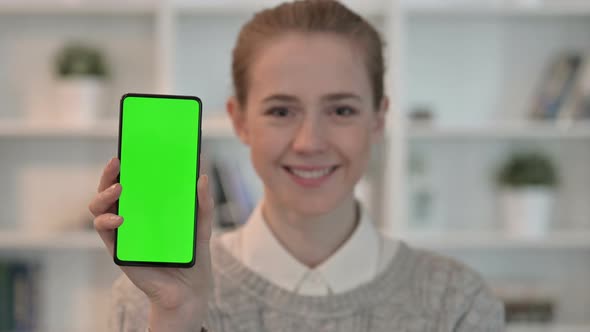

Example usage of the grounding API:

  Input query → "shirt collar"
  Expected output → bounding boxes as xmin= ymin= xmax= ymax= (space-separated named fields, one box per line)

xmin=237 ymin=200 xmax=381 ymax=295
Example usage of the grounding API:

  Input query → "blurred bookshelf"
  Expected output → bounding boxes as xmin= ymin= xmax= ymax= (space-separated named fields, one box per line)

xmin=397 ymin=0 xmax=590 ymax=329
xmin=0 ymin=0 xmax=589 ymax=331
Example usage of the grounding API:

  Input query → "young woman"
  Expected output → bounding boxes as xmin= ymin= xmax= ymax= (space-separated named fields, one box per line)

xmin=89 ymin=1 xmax=505 ymax=331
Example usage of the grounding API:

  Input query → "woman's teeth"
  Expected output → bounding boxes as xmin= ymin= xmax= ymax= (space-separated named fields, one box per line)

xmin=289 ymin=167 xmax=333 ymax=179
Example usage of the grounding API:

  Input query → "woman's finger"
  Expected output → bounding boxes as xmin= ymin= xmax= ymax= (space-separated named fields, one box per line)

xmin=88 ymin=183 xmax=122 ymax=216
xmin=98 ymin=157 xmax=120 ymax=193
xmin=196 ymin=174 xmax=214 ymax=244
xmin=195 ymin=175 xmax=214 ymax=271
xmin=93 ymin=213 xmax=124 ymax=255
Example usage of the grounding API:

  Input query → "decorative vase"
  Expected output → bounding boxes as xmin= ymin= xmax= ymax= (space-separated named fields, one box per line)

xmin=54 ymin=77 xmax=105 ymax=125
xmin=499 ymin=186 xmax=555 ymax=237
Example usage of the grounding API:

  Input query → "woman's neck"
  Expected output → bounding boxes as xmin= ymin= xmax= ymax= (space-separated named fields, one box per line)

xmin=261 ymin=193 xmax=359 ymax=268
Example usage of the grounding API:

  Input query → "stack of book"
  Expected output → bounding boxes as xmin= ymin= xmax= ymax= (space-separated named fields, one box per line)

xmin=0 ymin=261 xmax=39 ymax=331
xmin=494 ymin=282 xmax=557 ymax=324
xmin=204 ymin=156 xmax=262 ymax=230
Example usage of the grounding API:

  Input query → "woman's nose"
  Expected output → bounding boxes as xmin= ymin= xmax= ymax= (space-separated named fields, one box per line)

xmin=292 ymin=116 xmax=328 ymax=154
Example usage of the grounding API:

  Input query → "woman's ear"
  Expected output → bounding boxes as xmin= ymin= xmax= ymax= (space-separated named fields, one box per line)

xmin=226 ymin=96 xmax=250 ymax=145
xmin=371 ymin=96 xmax=388 ymax=143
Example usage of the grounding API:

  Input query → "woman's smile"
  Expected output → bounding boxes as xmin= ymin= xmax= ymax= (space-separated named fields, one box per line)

xmin=282 ymin=165 xmax=340 ymax=188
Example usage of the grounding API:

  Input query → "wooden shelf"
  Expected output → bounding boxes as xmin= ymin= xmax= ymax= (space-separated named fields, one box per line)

xmin=0 ymin=114 xmax=235 ymax=139
xmin=408 ymin=121 xmax=590 ymax=140
xmin=0 ymin=230 xmax=103 ymax=250
xmin=401 ymin=231 xmax=590 ymax=250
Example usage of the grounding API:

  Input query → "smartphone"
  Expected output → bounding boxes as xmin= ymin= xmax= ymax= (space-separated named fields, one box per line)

xmin=114 ymin=93 xmax=202 ymax=268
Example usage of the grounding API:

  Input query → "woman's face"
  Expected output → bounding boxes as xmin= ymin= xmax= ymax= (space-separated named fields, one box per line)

xmin=228 ymin=33 xmax=387 ymax=216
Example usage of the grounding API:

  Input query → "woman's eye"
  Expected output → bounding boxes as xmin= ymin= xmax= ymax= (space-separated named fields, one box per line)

xmin=333 ymin=106 xmax=357 ymax=117
xmin=266 ymin=107 xmax=291 ymax=117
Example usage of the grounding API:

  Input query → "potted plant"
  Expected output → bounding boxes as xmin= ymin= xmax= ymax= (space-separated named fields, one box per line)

xmin=53 ymin=42 xmax=108 ymax=124
xmin=496 ymin=151 xmax=558 ymax=237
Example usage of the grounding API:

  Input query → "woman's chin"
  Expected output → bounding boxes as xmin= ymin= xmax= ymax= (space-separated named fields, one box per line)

xmin=284 ymin=195 xmax=344 ymax=217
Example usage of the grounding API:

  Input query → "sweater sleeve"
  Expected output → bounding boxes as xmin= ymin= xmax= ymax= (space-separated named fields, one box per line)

xmin=411 ymin=246 xmax=506 ymax=332
xmin=453 ymin=283 xmax=506 ymax=332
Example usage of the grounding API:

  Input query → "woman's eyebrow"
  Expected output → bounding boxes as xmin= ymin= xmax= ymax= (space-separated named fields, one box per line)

xmin=322 ymin=93 xmax=362 ymax=102
xmin=261 ymin=92 xmax=362 ymax=103
xmin=262 ymin=94 xmax=299 ymax=103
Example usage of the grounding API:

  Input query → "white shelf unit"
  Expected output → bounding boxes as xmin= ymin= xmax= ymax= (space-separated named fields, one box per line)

xmin=0 ymin=114 xmax=234 ymax=139
xmin=172 ymin=0 xmax=384 ymax=15
xmin=395 ymin=0 xmax=590 ymax=327
xmin=401 ymin=231 xmax=590 ymax=250
xmin=507 ymin=324 xmax=590 ymax=332
xmin=0 ymin=230 xmax=102 ymax=250
xmin=0 ymin=1 xmax=157 ymax=15
xmin=402 ymin=0 xmax=590 ymax=15
xmin=0 ymin=0 xmax=589 ymax=330
xmin=409 ymin=121 xmax=590 ymax=140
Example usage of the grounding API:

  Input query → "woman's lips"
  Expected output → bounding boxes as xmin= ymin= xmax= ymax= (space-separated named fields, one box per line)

xmin=283 ymin=165 xmax=339 ymax=187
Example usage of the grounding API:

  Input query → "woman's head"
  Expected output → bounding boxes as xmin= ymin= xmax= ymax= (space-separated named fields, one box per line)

xmin=227 ymin=0 xmax=388 ymax=217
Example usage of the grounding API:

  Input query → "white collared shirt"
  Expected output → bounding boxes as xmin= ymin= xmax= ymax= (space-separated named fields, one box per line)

xmin=220 ymin=201 xmax=398 ymax=295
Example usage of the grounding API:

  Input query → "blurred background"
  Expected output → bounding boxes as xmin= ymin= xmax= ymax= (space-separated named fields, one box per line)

xmin=0 ymin=0 xmax=589 ymax=331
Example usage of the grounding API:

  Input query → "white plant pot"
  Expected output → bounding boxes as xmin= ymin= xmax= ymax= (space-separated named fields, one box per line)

xmin=54 ymin=77 xmax=105 ymax=125
xmin=499 ymin=186 xmax=555 ymax=237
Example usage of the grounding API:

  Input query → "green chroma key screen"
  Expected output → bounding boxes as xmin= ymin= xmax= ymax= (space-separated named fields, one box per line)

xmin=115 ymin=93 xmax=202 ymax=267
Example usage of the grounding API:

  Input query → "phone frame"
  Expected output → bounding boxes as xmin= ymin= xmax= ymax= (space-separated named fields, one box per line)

xmin=114 ymin=92 xmax=202 ymax=268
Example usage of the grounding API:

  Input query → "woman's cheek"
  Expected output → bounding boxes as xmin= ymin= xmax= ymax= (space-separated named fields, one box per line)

xmin=336 ymin=126 xmax=371 ymax=159
xmin=250 ymin=134 xmax=285 ymax=172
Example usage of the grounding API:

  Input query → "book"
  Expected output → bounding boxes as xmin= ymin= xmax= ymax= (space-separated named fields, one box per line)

xmin=213 ymin=158 xmax=256 ymax=226
xmin=209 ymin=160 xmax=236 ymax=229
xmin=0 ymin=261 xmax=39 ymax=332
xmin=494 ymin=282 xmax=557 ymax=324
xmin=530 ymin=52 xmax=583 ymax=120
xmin=574 ymin=53 xmax=590 ymax=119
xmin=11 ymin=262 xmax=38 ymax=331
xmin=0 ymin=262 xmax=13 ymax=332
xmin=558 ymin=53 xmax=590 ymax=123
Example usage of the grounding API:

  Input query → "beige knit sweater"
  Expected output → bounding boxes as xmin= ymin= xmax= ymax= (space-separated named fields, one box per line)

xmin=109 ymin=236 xmax=505 ymax=331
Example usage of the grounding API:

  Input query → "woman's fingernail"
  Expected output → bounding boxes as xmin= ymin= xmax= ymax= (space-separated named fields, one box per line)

xmin=110 ymin=215 xmax=122 ymax=224
xmin=109 ymin=183 xmax=119 ymax=192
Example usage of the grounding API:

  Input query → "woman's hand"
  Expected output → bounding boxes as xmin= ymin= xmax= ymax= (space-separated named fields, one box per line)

xmin=88 ymin=157 xmax=214 ymax=332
